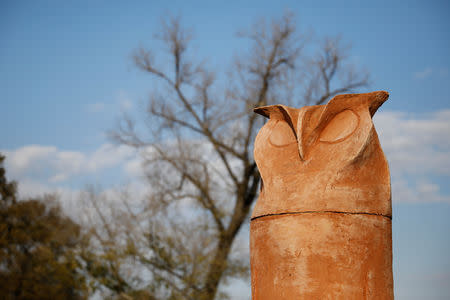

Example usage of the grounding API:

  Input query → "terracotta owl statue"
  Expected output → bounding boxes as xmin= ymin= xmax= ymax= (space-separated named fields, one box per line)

xmin=250 ymin=91 xmax=393 ymax=299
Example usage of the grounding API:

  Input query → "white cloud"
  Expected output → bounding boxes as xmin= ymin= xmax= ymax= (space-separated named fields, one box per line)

xmin=123 ymin=155 xmax=145 ymax=178
xmin=87 ymin=144 xmax=135 ymax=172
xmin=6 ymin=166 xmax=150 ymax=223
xmin=5 ymin=145 xmax=54 ymax=172
xmin=413 ymin=67 xmax=432 ymax=80
xmin=391 ymin=179 xmax=450 ymax=203
xmin=374 ymin=110 xmax=450 ymax=176
xmin=3 ymin=144 xmax=136 ymax=184
xmin=374 ymin=109 xmax=450 ymax=203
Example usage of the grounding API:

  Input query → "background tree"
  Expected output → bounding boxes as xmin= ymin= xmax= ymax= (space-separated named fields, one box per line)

xmin=87 ymin=13 xmax=369 ymax=299
xmin=0 ymin=154 xmax=88 ymax=300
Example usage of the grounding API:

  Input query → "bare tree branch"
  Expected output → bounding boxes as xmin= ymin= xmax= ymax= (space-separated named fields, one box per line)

xmin=90 ymin=12 xmax=371 ymax=300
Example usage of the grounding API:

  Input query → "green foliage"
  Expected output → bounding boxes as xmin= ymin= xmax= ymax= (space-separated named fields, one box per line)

xmin=0 ymin=154 xmax=88 ymax=299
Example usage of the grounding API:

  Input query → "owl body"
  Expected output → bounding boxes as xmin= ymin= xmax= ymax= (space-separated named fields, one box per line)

xmin=250 ymin=91 xmax=393 ymax=299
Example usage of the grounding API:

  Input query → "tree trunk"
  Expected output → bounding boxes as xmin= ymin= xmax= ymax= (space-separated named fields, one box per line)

xmin=200 ymin=188 xmax=254 ymax=300
xmin=199 ymin=233 xmax=234 ymax=300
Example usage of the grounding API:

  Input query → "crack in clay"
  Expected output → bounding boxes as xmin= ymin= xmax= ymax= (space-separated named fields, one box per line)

xmin=251 ymin=210 xmax=392 ymax=221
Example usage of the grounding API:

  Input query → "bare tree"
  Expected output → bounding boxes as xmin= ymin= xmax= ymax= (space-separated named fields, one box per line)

xmin=87 ymin=13 xmax=369 ymax=300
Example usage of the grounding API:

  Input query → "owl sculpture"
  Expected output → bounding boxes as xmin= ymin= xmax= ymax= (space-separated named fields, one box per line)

xmin=250 ymin=91 xmax=393 ymax=299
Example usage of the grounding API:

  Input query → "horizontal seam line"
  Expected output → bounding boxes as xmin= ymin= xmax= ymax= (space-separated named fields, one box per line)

xmin=250 ymin=210 xmax=392 ymax=221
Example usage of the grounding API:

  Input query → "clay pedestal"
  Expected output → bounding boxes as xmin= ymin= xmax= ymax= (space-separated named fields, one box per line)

xmin=250 ymin=91 xmax=393 ymax=299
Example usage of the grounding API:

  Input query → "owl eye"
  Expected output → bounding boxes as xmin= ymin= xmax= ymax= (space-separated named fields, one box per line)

xmin=319 ymin=109 xmax=359 ymax=143
xmin=269 ymin=120 xmax=297 ymax=147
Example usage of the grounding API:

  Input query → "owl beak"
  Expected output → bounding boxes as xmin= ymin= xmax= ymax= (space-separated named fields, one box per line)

xmin=369 ymin=91 xmax=389 ymax=117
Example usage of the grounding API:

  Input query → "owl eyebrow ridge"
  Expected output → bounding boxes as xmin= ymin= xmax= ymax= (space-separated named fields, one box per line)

xmin=277 ymin=106 xmax=298 ymax=140
xmin=254 ymin=104 xmax=298 ymax=139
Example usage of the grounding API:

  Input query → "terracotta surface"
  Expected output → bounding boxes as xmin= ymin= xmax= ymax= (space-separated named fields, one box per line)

xmin=250 ymin=91 xmax=393 ymax=299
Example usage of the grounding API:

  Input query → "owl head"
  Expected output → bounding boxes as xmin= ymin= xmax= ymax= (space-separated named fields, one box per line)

xmin=252 ymin=91 xmax=391 ymax=219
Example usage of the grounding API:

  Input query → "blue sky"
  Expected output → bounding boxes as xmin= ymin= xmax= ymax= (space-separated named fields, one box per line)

xmin=1 ymin=1 xmax=449 ymax=299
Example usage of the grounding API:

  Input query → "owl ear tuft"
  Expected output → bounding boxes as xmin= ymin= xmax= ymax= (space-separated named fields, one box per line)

xmin=323 ymin=91 xmax=389 ymax=118
xmin=253 ymin=106 xmax=272 ymax=119
xmin=368 ymin=91 xmax=389 ymax=117
xmin=254 ymin=105 xmax=289 ymax=119
xmin=254 ymin=104 xmax=299 ymax=138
